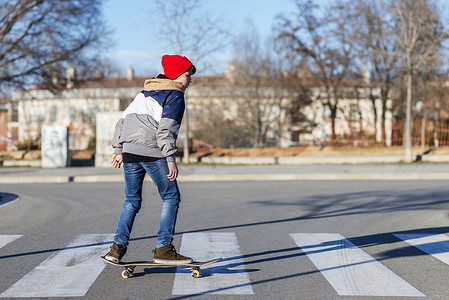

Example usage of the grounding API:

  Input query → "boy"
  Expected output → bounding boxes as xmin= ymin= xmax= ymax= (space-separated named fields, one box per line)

xmin=104 ymin=55 xmax=196 ymax=265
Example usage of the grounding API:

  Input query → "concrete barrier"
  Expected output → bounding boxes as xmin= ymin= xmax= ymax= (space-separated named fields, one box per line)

xmin=421 ymin=155 xmax=449 ymax=163
xmin=2 ymin=160 xmax=41 ymax=167
xmin=199 ymin=155 xmax=405 ymax=165
xmin=278 ymin=155 xmax=405 ymax=165
xmin=198 ymin=156 xmax=277 ymax=165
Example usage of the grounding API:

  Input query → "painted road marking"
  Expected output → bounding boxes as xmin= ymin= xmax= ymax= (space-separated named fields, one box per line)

xmin=172 ymin=232 xmax=254 ymax=295
xmin=394 ymin=233 xmax=449 ymax=265
xmin=0 ymin=234 xmax=113 ymax=298
xmin=0 ymin=235 xmax=22 ymax=248
xmin=290 ymin=233 xmax=424 ymax=297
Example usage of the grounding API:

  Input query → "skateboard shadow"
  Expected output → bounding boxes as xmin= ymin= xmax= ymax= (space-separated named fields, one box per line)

xmin=137 ymin=266 xmax=177 ymax=277
xmin=134 ymin=265 xmax=259 ymax=278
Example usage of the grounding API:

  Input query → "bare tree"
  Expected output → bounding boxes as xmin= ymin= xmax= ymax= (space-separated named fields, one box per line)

xmin=152 ymin=0 xmax=231 ymax=162
xmin=153 ymin=0 xmax=231 ymax=71
xmin=192 ymin=106 xmax=253 ymax=148
xmin=412 ymin=63 xmax=447 ymax=147
xmin=0 ymin=0 xmax=111 ymax=93
xmin=275 ymin=0 xmax=358 ymax=141
xmin=229 ymin=21 xmax=267 ymax=147
xmin=270 ymin=36 xmax=315 ymax=146
xmin=388 ymin=0 xmax=447 ymax=161
xmin=228 ymin=21 xmax=307 ymax=148
xmin=192 ymin=29 xmax=312 ymax=149
xmin=348 ymin=0 xmax=401 ymax=145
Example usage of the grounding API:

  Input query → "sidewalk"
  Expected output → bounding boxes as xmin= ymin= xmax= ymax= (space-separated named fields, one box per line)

xmin=1 ymin=163 xmax=449 ymax=184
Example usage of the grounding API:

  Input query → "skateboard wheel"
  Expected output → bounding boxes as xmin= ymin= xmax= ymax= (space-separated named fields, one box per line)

xmin=122 ymin=270 xmax=131 ymax=278
xmin=190 ymin=267 xmax=201 ymax=278
xmin=122 ymin=268 xmax=134 ymax=279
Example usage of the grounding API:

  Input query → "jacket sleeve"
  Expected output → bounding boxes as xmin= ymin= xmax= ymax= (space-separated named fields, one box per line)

xmin=111 ymin=117 xmax=124 ymax=155
xmin=111 ymin=93 xmax=142 ymax=155
xmin=157 ymin=91 xmax=185 ymax=162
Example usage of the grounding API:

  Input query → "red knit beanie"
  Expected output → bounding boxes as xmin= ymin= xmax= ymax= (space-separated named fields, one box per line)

xmin=161 ymin=55 xmax=193 ymax=80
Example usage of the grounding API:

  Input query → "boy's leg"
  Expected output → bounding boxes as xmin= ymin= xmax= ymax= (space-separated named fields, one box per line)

xmin=143 ymin=159 xmax=180 ymax=248
xmin=144 ymin=159 xmax=192 ymax=264
xmin=113 ymin=162 xmax=146 ymax=247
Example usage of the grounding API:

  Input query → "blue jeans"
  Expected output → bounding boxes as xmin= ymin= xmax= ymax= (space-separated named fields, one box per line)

xmin=113 ymin=160 xmax=181 ymax=248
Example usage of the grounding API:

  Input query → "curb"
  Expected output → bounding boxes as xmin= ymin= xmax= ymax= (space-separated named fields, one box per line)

xmin=3 ymin=154 xmax=449 ymax=168
xmin=198 ymin=155 xmax=449 ymax=165
xmin=1 ymin=173 xmax=449 ymax=184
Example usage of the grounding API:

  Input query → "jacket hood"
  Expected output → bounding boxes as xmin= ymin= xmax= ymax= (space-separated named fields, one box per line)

xmin=143 ymin=78 xmax=185 ymax=93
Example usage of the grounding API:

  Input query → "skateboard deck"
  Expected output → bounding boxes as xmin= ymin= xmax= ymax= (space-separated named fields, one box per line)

xmin=100 ymin=256 xmax=222 ymax=278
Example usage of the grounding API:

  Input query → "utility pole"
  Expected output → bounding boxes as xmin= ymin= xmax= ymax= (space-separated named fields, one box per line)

xmin=183 ymin=94 xmax=190 ymax=164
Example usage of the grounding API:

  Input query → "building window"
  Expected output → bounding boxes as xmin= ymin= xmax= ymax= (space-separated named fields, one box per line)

xmin=50 ymin=106 xmax=57 ymax=122
xmin=349 ymin=103 xmax=359 ymax=122
xmin=30 ymin=105 xmax=46 ymax=122
xmin=11 ymin=110 xmax=18 ymax=122
xmin=82 ymin=105 xmax=105 ymax=123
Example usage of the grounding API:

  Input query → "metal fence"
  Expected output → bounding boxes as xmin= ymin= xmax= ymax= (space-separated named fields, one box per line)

xmin=391 ymin=119 xmax=449 ymax=147
xmin=333 ymin=119 xmax=449 ymax=147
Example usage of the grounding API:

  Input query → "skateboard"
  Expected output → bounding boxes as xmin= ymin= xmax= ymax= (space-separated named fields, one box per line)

xmin=100 ymin=256 xmax=222 ymax=278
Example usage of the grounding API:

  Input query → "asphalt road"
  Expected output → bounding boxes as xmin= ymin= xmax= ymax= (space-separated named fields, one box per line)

xmin=1 ymin=178 xmax=449 ymax=299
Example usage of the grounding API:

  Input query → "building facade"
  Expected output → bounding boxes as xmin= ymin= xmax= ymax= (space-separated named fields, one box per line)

xmin=6 ymin=67 xmax=394 ymax=151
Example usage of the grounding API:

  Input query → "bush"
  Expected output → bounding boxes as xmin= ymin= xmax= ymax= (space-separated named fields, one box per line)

xmin=16 ymin=138 xmax=41 ymax=150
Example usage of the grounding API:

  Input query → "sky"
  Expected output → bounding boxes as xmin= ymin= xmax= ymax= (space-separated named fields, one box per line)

xmin=101 ymin=0 xmax=298 ymax=76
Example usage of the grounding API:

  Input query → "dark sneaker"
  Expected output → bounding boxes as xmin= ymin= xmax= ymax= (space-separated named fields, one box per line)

xmin=104 ymin=243 xmax=127 ymax=263
xmin=153 ymin=244 xmax=193 ymax=265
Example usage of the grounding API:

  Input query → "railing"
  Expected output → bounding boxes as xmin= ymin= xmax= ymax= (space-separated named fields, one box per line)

xmin=331 ymin=119 xmax=449 ymax=147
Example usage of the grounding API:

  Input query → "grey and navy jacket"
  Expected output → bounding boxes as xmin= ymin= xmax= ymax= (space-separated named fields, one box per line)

xmin=112 ymin=77 xmax=186 ymax=162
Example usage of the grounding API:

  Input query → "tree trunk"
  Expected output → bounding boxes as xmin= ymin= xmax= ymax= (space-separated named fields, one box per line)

xmin=369 ymin=92 xmax=378 ymax=141
xmin=404 ymin=68 xmax=413 ymax=162
xmin=381 ymin=98 xmax=388 ymax=146
xmin=330 ymin=105 xmax=337 ymax=141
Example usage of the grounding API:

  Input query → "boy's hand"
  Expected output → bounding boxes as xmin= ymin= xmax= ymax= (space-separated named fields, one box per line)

xmin=167 ymin=161 xmax=178 ymax=181
xmin=111 ymin=154 xmax=123 ymax=168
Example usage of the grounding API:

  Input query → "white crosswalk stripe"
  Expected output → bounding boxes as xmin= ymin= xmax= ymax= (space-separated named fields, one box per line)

xmin=0 ymin=235 xmax=22 ymax=249
xmin=394 ymin=233 xmax=449 ymax=265
xmin=3 ymin=232 xmax=449 ymax=297
xmin=172 ymin=232 xmax=254 ymax=295
xmin=0 ymin=234 xmax=113 ymax=298
xmin=290 ymin=233 xmax=425 ymax=297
